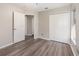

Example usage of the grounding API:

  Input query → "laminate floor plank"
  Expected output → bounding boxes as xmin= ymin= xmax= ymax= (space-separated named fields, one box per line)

xmin=21 ymin=40 xmax=46 ymax=56
xmin=0 ymin=37 xmax=74 ymax=56
xmin=7 ymin=39 xmax=43 ymax=56
xmin=45 ymin=41 xmax=58 ymax=56
xmin=0 ymin=39 xmax=33 ymax=56
xmin=33 ymin=40 xmax=50 ymax=56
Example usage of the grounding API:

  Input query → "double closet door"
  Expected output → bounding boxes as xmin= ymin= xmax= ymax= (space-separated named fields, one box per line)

xmin=14 ymin=11 xmax=25 ymax=43
xmin=49 ymin=13 xmax=70 ymax=43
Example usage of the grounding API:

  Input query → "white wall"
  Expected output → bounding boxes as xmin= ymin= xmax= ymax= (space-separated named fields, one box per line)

xmin=0 ymin=4 xmax=13 ymax=48
xmin=38 ymin=5 xmax=71 ymax=40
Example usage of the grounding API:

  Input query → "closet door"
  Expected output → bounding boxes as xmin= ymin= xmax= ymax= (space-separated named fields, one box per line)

xmin=14 ymin=11 xmax=25 ymax=43
xmin=49 ymin=13 xmax=70 ymax=43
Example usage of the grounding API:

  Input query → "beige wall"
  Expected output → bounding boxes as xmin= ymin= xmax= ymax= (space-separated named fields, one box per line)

xmin=38 ymin=12 xmax=49 ymax=39
xmin=0 ymin=4 xmax=13 ymax=47
xmin=38 ymin=5 xmax=71 ymax=39
xmin=0 ymin=4 xmax=25 ymax=48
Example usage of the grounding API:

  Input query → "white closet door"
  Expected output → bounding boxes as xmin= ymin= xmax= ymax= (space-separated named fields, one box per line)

xmin=49 ymin=13 xmax=70 ymax=43
xmin=14 ymin=11 xmax=25 ymax=43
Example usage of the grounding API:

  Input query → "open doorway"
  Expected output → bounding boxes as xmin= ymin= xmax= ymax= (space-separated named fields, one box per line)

xmin=25 ymin=15 xmax=34 ymax=39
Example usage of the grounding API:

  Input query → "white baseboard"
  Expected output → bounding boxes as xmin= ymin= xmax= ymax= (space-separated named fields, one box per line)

xmin=70 ymin=43 xmax=78 ymax=56
xmin=0 ymin=43 xmax=13 ymax=49
xmin=38 ymin=35 xmax=49 ymax=40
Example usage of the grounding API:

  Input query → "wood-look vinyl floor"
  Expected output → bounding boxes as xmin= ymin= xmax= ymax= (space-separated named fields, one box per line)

xmin=0 ymin=37 xmax=73 ymax=56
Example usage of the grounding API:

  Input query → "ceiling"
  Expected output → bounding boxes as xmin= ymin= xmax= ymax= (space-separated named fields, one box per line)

xmin=11 ymin=3 xmax=70 ymax=12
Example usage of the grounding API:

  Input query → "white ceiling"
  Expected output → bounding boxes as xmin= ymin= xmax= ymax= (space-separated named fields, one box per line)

xmin=11 ymin=3 xmax=70 ymax=12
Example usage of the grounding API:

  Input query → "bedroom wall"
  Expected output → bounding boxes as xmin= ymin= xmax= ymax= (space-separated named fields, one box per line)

xmin=0 ymin=4 xmax=38 ymax=48
xmin=38 ymin=5 xmax=71 ymax=40
xmin=0 ymin=4 xmax=25 ymax=48
xmin=0 ymin=4 xmax=13 ymax=48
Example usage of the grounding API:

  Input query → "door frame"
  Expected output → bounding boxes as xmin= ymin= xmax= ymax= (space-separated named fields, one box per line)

xmin=12 ymin=11 xmax=26 ymax=43
xmin=12 ymin=11 xmax=14 ymax=43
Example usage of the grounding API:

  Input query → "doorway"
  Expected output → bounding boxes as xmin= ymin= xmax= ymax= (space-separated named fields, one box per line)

xmin=13 ymin=11 xmax=35 ymax=43
xmin=25 ymin=15 xmax=34 ymax=39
